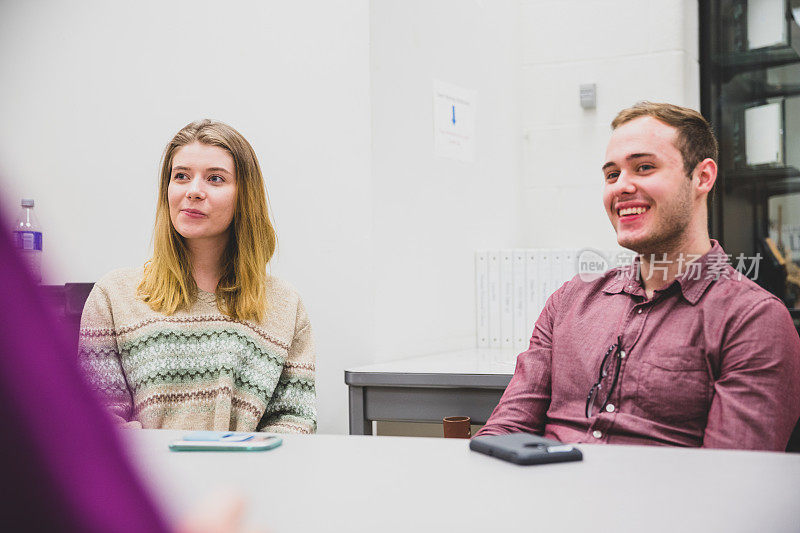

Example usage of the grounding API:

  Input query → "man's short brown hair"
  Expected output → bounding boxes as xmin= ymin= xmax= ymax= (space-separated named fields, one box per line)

xmin=611 ymin=102 xmax=719 ymax=176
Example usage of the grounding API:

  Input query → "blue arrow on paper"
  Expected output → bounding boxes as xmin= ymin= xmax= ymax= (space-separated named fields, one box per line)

xmin=451 ymin=105 xmax=456 ymax=125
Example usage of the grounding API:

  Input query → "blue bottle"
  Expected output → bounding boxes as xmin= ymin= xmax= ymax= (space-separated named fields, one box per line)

xmin=12 ymin=198 xmax=43 ymax=283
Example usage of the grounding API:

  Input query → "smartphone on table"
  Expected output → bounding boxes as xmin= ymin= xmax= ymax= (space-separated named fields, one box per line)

xmin=470 ymin=432 xmax=582 ymax=465
xmin=169 ymin=431 xmax=282 ymax=452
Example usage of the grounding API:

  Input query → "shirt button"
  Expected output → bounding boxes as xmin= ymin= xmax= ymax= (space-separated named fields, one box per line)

xmin=637 ymin=309 xmax=642 ymax=314
xmin=620 ymin=350 xmax=626 ymax=359
xmin=593 ymin=430 xmax=603 ymax=439
xmin=605 ymin=404 xmax=615 ymax=413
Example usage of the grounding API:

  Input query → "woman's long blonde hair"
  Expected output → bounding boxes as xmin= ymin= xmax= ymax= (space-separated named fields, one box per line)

xmin=137 ymin=119 xmax=277 ymax=321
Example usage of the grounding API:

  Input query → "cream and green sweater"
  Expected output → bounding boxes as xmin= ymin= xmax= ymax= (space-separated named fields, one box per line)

xmin=78 ymin=268 xmax=316 ymax=433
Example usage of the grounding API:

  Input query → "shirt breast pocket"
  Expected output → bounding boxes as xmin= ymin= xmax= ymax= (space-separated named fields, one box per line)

xmin=635 ymin=347 xmax=713 ymax=425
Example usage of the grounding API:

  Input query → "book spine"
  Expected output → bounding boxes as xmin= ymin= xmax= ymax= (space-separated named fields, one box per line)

xmin=513 ymin=249 xmax=528 ymax=351
xmin=525 ymin=249 xmax=540 ymax=337
xmin=500 ymin=249 xmax=514 ymax=348
xmin=539 ymin=249 xmax=551 ymax=312
xmin=488 ymin=250 xmax=502 ymax=347
xmin=475 ymin=250 xmax=489 ymax=347
xmin=562 ymin=248 xmax=576 ymax=284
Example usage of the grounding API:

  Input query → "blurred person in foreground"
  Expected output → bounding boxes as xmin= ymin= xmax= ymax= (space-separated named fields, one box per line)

xmin=0 ymin=211 xmax=262 ymax=532
xmin=476 ymin=102 xmax=800 ymax=450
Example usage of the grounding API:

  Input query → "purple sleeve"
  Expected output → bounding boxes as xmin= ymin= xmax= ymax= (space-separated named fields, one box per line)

xmin=0 ymin=232 xmax=169 ymax=532
xmin=473 ymin=284 xmax=562 ymax=437
xmin=703 ymin=296 xmax=800 ymax=451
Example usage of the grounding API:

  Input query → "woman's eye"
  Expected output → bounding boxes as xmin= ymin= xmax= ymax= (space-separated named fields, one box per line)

xmin=172 ymin=172 xmax=188 ymax=181
xmin=605 ymin=172 xmax=619 ymax=181
xmin=208 ymin=175 xmax=224 ymax=183
xmin=638 ymin=164 xmax=654 ymax=172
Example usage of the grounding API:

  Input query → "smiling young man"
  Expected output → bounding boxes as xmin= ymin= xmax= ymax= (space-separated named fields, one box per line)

xmin=475 ymin=102 xmax=800 ymax=450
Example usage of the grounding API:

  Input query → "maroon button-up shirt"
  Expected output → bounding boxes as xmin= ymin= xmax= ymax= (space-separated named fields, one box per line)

xmin=476 ymin=241 xmax=800 ymax=450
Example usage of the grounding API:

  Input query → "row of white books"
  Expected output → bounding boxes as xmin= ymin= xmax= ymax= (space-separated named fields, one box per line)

xmin=475 ymin=248 xmax=628 ymax=350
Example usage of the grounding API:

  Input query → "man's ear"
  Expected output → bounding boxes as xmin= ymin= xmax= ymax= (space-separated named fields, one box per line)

xmin=692 ymin=158 xmax=717 ymax=196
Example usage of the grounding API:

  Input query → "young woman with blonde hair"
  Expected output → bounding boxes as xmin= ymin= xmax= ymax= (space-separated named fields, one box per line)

xmin=79 ymin=119 xmax=316 ymax=434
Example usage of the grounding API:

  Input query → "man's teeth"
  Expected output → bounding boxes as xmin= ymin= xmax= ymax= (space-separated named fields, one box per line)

xmin=618 ymin=206 xmax=648 ymax=216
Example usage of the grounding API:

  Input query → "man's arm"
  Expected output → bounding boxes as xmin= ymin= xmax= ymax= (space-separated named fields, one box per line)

xmin=703 ymin=296 xmax=800 ymax=450
xmin=474 ymin=284 xmax=564 ymax=437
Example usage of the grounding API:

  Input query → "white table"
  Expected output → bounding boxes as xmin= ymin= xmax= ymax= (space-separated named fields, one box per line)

xmin=125 ymin=429 xmax=800 ymax=533
xmin=344 ymin=348 xmax=517 ymax=434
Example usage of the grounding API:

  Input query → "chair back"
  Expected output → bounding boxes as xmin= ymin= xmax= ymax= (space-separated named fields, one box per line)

xmin=41 ymin=283 xmax=95 ymax=355
xmin=787 ymin=417 xmax=800 ymax=453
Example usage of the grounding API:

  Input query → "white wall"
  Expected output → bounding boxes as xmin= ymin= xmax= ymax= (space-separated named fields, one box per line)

xmin=369 ymin=0 xmax=523 ymax=361
xmin=0 ymin=0 xmax=699 ymax=434
xmin=0 ymin=0 xmax=373 ymax=434
xmin=519 ymin=0 xmax=699 ymax=250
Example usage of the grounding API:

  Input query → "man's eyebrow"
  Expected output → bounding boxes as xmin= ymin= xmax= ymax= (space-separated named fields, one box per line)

xmin=626 ymin=153 xmax=656 ymax=160
xmin=602 ymin=153 xmax=658 ymax=171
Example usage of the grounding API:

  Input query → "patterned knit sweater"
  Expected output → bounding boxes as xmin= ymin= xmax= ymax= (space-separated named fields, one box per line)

xmin=78 ymin=268 xmax=316 ymax=434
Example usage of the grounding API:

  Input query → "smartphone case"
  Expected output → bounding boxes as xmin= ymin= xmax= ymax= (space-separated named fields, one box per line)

xmin=169 ymin=432 xmax=282 ymax=452
xmin=469 ymin=432 xmax=583 ymax=465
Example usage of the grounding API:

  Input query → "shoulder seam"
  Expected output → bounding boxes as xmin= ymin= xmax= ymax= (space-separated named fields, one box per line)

xmin=729 ymin=292 xmax=783 ymax=333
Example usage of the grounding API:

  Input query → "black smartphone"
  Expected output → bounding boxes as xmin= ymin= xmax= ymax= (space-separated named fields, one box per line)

xmin=469 ymin=432 xmax=583 ymax=465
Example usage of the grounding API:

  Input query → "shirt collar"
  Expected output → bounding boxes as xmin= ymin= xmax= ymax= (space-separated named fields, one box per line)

xmin=602 ymin=261 xmax=641 ymax=296
xmin=601 ymin=240 xmax=727 ymax=305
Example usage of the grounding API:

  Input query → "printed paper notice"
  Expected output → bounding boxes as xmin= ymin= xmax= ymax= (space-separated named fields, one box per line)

xmin=747 ymin=0 xmax=787 ymax=49
xmin=433 ymin=80 xmax=476 ymax=163
xmin=745 ymin=102 xmax=783 ymax=166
